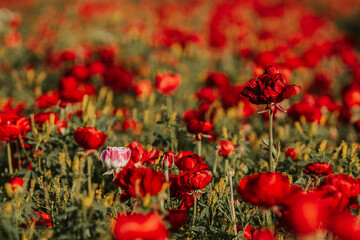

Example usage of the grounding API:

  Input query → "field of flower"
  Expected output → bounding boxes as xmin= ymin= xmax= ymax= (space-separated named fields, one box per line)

xmin=1 ymin=0 xmax=360 ymax=239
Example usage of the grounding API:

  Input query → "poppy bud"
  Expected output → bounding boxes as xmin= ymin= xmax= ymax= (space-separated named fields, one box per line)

xmin=160 ymin=151 xmax=175 ymax=170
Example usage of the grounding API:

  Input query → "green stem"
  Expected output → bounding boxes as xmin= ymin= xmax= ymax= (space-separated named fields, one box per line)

xmin=15 ymin=140 xmax=21 ymax=171
xmin=228 ymin=174 xmax=237 ymax=236
xmin=213 ymin=151 xmax=219 ymax=174
xmin=269 ymin=109 xmax=275 ymax=172
xmin=7 ymin=142 xmax=13 ymax=174
xmin=87 ymin=156 xmax=92 ymax=193
xmin=197 ymin=140 xmax=202 ymax=156
xmin=192 ymin=195 xmax=197 ymax=225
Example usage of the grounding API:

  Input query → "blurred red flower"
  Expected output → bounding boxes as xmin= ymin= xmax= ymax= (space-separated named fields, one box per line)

xmin=286 ymin=193 xmax=329 ymax=235
xmin=218 ymin=140 xmax=236 ymax=156
xmin=165 ymin=209 xmax=187 ymax=231
xmin=35 ymin=91 xmax=60 ymax=109
xmin=155 ymin=73 xmax=181 ymax=96
xmin=113 ymin=166 xmax=166 ymax=199
xmin=113 ymin=212 xmax=168 ymax=240
xmin=0 ymin=114 xmax=31 ymax=141
xmin=102 ymin=65 xmax=133 ymax=92
xmin=73 ymin=127 xmax=107 ymax=149
xmin=8 ymin=177 xmax=23 ymax=191
xmin=237 ymin=172 xmax=301 ymax=208
xmin=286 ymin=148 xmax=298 ymax=160
xmin=134 ymin=80 xmax=153 ymax=100
xmin=33 ymin=111 xmax=59 ymax=127
xmin=186 ymin=119 xmax=213 ymax=140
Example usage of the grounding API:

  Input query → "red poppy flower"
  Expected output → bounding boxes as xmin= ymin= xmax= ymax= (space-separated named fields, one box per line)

xmin=285 ymin=193 xmax=329 ymax=235
xmin=240 ymin=65 xmax=301 ymax=111
xmin=175 ymin=151 xmax=204 ymax=172
xmin=169 ymin=174 xmax=194 ymax=210
xmin=218 ymin=141 xmax=236 ymax=156
xmin=329 ymin=212 xmax=360 ymax=240
xmin=134 ymin=80 xmax=153 ymax=99
xmin=205 ymin=72 xmax=230 ymax=89
xmin=8 ymin=177 xmax=23 ymax=191
xmin=73 ymin=127 xmax=107 ymax=149
xmin=195 ymin=87 xmax=218 ymax=103
xmin=178 ymin=164 xmax=212 ymax=189
xmin=237 ymin=172 xmax=301 ymax=208
xmin=35 ymin=91 xmax=60 ymax=109
xmin=0 ymin=114 xmax=31 ymax=141
xmin=286 ymin=148 xmax=298 ymax=160
xmin=165 ymin=209 xmax=187 ymax=231
xmin=32 ymin=211 xmax=52 ymax=227
xmin=113 ymin=166 xmax=166 ymax=199
xmin=155 ymin=73 xmax=181 ymax=96
xmin=69 ymin=65 xmax=90 ymax=81
xmin=304 ymin=162 xmax=333 ymax=176
xmin=113 ymin=212 xmax=168 ymax=240
xmin=33 ymin=111 xmax=60 ymax=127
xmin=127 ymin=141 xmax=160 ymax=165
xmin=102 ymin=65 xmax=133 ymax=92
xmin=186 ymin=119 xmax=213 ymax=140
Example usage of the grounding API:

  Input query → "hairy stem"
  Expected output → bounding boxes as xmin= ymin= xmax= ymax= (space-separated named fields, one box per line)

xmin=7 ymin=142 xmax=13 ymax=174
xmin=269 ymin=109 xmax=275 ymax=172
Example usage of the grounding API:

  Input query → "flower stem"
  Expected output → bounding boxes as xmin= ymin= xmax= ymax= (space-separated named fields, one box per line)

xmin=228 ymin=170 xmax=237 ymax=236
xmin=269 ymin=109 xmax=275 ymax=172
xmin=197 ymin=140 xmax=202 ymax=156
xmin=213 ymin=150 xmax=219 ymax=174
xmin=164 ymin=169 xmax=171 ymax=204
xmin=192 ymin=195 xmax=197 ymax=225
xmin=87 ymin=155 xmax=93 ymax=193
xmin=7 ymin=142 xmax=13 ymax=174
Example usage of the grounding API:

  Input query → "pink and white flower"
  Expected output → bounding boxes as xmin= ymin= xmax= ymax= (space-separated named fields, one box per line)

xmin=100 ymin=147 xmax=131 ymax=175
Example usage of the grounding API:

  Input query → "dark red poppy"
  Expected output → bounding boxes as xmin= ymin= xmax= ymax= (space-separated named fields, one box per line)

xmin=113 ymin=166 xmax=166 ymax=199
xmin=102 ymin=65 xmax=133 ymax=92
xmin=73 ymin=127 xmax=107 ymax=149
xmin=304 ymin=162 xmax=333 ymax=176
xmin=155 ymin=73 xmax=181 ymax=96
xmin=186 ymin=119 xmax=213 ymax=140
xmin=165 ymin=209 xmax=187 ymax=231
xmin=178 ymin=165 xmax=212 ymax=189
xmin=113 ymin=212 xmax=168 ymax=240
xmin=240 ymin=65 xmax=301 ymax=111
xmin=205 ymin=72 xmax=230 ymax=89
xmin=175 ymin=151 xmax=204 ymax=172
xmin=127 ymin=141 xmax=160 ymax=165
xmin=169 ymin=174 xmax=194 ymax=210
xmin=218 ymin=140 xmax=236 ymax=156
